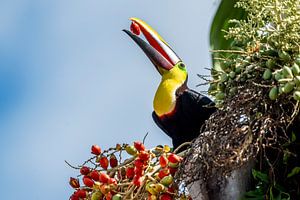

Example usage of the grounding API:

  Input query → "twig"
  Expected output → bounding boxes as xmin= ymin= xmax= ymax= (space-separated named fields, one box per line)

xmin=210 ymin=49 xmax=247 ymax=54
xmin=65 ymin=160 xmax=81 ymax=170
xmin=142 ymin=132 xmax=149 ymax=144
xmin=173 ymin=142 xmax=192 ymax=154
xmin=108 ymin=157 xmax=135 ymax=176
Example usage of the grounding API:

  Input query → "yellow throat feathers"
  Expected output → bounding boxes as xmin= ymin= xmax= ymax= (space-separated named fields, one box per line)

xmin=153 ymin=66 xmax=187 ymax=116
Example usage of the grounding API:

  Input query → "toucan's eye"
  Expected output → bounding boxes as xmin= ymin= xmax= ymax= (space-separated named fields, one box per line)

xmin=179 ymin=63 xmax=186 ymax=69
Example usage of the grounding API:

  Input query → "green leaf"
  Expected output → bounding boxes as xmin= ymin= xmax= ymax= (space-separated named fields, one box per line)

xmin=291 ymin=131 xmax=296 ymax=142
xmin=283 ymin=150 xmax=291 ymax=164
xmin=287 ymin=166 xmax=300 ymax=178
xmin=210 ymin=0 xmax=247 ymax=71
xmin=241 ymin=190 xmax=265 ymax=200
xmin=270 ymin=184 xmax=291 ymax=200
xmin=252 ymin=169 xmax=269 ymax=183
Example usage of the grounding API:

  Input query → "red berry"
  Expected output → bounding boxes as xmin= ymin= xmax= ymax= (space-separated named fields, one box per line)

xmin=167 ymin=187 xmax=175 ymax=193
xmin=158 ymin=168 xmax=170 ymax=179
xmin=126 ymin=167 xmax=135 ymax=179
xmin=69 ymin=177 xmax=80 ymax=188
xmin=134 ymin=166 xmax=144 ymax=176
xmin=105 ymin=192 xmax=113 ymax=200
xmin=99 ymin=156 xmax=109 ymax=170
xmin=160 ymin=193 xmax=172 ymax=200
xmin=138 ymin=151 xmax=150 ymax=161
xmin=90 ymin=170 xmax=99 ymax=181
xmin=70 ymin=194 xmax=79 ymax=200
xmin=83 ymin=176 xmax=94 ymax=187
xmin=167 ymin=153 xmax=182 ymax=163
xmin=75 ymin=189 xmax=87 ymax=198
xmin=100 ymin=184 xmax=110 ymax=194
xmin=80 ymin=166 xmax=90 ymax=175
xmin=134 ymin=158 xmax=144 ymax=168
xmin=108 ymin=177 xmax=117 ymax=185
xmin=115 ymin=143 xmax=122 ymax=150
xmin=91 ymin=145 xmax=101 ymax=155
xmin=168 ymin=167 xmax=177 ymax=175
xmin=109 ymin=154 xmax=118 ymax=168
xmin=130 ymin=21 xmax=141 ymax=35
xmin=134 ymin=141 xmax=145 ymax=151
xmin=159 ymin=155 xmax=168 ymax=168
xmin=99 ymin=172 xmax=110 ymax=183
xmin=132 ymin=175 xmax=143 ymax=187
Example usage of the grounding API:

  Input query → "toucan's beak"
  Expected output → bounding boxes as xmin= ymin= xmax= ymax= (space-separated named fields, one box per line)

xmin=123 ymin=18 xmax=181 ymax=74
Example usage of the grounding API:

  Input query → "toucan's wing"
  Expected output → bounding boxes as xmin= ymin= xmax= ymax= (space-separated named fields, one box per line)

xmin=152 ymin=111 xmax=173 ymax=138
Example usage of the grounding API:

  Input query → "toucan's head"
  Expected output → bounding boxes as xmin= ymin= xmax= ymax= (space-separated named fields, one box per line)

xmin=124 ymin=18 xmax=188 ymax=116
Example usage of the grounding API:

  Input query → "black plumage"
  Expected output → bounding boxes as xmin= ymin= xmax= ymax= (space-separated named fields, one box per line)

xmin=152 ymin=89 xmax=216 ymax=149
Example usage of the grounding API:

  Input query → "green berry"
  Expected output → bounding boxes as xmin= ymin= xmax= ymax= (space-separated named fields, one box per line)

xmin=279 ymin=50 xmax=291 ymax=62
xmin=283 ymin=81 xmax=295 ymax=94
xmin=282 ymin=66 xmax=293 ymax=78
xmin=112 ymin=194 xmax=122 ymax=200
xmin=274 ymin=72 xmax=283 ymax=81
xmin=295 ymin=76 xmax=300 ymax=86
xmin=220 ymin=73 xmax=228 ymax=82
xmin=229 ymin=71 xmax=236 ymax=79
xmin=292 ymin=63 xmax=300 ymax=75
xmin=215 ymin=92 xmax=225 ymax=100
xmin=266 ymin=59 xmax=276 ymax=69
xmin=295 ymin=56 xmax=300 ymax=66
xmin=269 ymin=87 xmax=278 ymax=100
xmin=263 ymin=69 xmax=272 ymax=80
xmin=293 ymin=91 xmax=300 ymax=101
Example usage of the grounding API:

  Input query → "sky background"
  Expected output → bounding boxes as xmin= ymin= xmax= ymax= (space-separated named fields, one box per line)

xmin=0 ymin=0 xmax=219 ymax=199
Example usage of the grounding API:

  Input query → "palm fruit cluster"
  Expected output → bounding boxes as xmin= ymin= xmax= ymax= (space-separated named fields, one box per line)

xmin=208 ymin=0 xmax=300 ymax=106
xmin=68 ymin=142 xmax=191 ymax=200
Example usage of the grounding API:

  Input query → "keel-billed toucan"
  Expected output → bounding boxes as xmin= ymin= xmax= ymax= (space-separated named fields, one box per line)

xmin=124 ymin=18 xmax=216 ymax=149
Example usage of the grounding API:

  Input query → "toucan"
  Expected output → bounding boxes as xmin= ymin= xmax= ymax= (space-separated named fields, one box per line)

xmin=124 ymin=18 xmax=216 ymax=149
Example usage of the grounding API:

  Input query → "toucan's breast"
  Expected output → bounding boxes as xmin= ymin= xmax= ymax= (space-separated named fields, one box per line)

xmin=153 ymin=79 xmax=180 ymax=116
xmin=153 ymin=67 xmax=187 ymax=116
xmin=152 ymin=89 xmax=216 ymax=148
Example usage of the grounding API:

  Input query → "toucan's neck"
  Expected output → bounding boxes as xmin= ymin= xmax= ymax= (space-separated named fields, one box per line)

xmin=153 ymin=67 xmax=187 ymax=117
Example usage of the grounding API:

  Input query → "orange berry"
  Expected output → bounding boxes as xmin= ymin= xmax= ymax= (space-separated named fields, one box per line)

xmin=158 ymin=168 xmax=170 ymax=179
xmin=108 ymin=177 xmax=117 ymax=185
xmin=80 ymin=166 xmax=90 ymax=175
xmin=105 ymin=192 xmax=113 ymax=200
xmin=99 ymin=172 xmax=110 ymax=183
xmin=138 ymin=151 xmax=150 ymax=161
xmin=100 ymin=184 xmax=110 ymax=194
xmin=134 ymin=141 xmax=145 ymax=151
xmin=115 ymin=143 xmax=122 ymax=151
xmin=126 ymin=167 xmax=135 ymax=179
xmin=167 ymin=153 xmax=182 ymax=163
xmin=132 ymin=175 xmax=143 ymax=187
xmin=159 ymin=155 xmax=168 ymax=168
xmin=69 ymin=177 xmax=80 ymax=188
xmin=99 ymin=156 xmax=109 ymax=169
xmin=130 ymin=21 xmax=141 ymax=35
xmin=109 ymin=154 xmax=118 ymax=168
xmin=90 ymin=170 xmax=99 ymax=181
xmin=91 ymin=145 xmax=101 ymax=155
xmin=83 ymin=176 xmax=94 ymax=187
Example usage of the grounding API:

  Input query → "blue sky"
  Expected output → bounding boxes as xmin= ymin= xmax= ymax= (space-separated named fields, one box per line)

xmin=0 ymin=0 xmax=218 ymax=199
